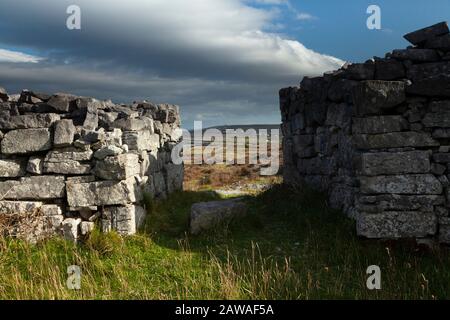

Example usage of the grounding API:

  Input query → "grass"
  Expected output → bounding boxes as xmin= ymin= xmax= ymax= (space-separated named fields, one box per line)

xmin=1 ymin=181 xmax=450 ymax=300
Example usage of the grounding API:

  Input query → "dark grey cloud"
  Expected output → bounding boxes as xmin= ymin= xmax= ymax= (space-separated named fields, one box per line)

xmin=0 ymin=0 xmax=344 ymax=128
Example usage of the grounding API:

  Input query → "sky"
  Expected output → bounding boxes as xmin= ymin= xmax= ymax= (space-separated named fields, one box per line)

xmin=0 ymin=0 xmax=449 ymax=129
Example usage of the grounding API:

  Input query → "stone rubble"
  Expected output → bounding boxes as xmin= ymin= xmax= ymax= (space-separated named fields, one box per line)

xmin=280 ymin=21 xmax=450 ymax=243
xmin=0 ymin=89 xmax=183 ymax=242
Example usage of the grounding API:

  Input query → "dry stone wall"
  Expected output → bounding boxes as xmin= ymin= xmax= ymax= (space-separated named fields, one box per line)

xmin=0 ymin=87 xmax=183 ymax=242
xmin=280 ymin=22 xmax=450 ymax=243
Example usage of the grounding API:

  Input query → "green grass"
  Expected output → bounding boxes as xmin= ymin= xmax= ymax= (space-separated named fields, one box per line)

xmin=1 ymin=184 xmax=450 ymax=299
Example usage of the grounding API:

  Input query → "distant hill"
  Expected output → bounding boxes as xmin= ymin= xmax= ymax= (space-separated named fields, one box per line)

xmin=189 ymin=124 xmax=281 ymax=134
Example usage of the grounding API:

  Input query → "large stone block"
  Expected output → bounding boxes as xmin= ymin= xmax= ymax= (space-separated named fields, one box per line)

xmin=0 ymin=201 xmax=43 ymax=214
xmin=43 ymin=160 xmax=91 ymax=175
xmin=0 ymin=158 xmax=27 ymax=177
xmin=356 ymin=194 xmax=444 ymax=213
xmin=66 ymin=177 xmax=141 ymax=207
xmin=352 ymin=81 xmax=406 ymax=116
xmin=101 ymin=205 xmax=146 ymax=235
xmin=359 ymin=174 xmax=442 ymax=195
xmin=407 ymin=75 xmax=450 ymax=97
xmin=357 ymin=151 xmax=430 ymax=176
xmin=357 ymin=211 xmax=437 ymax=238
xmin=353 ymin=132 xmax=439 ymax=149
xmin=352 ymin=116 xmax=408 ymax=134
xmin=53 ymin=119 xmax=76 ymax=147
xmin=122 ymin=130 xmax=160 ymax=152
xmin=0 ymin=113 xmax=60 ymax=130
xmin=111 ymin=117 xmax=154 ymax=132
xmin=0 ymin=176 xmax=66 ymax=200
xmin=375 ymin=59 xmax=405 ymax=80
xmin=403 ymin=22 xmax=449 ymax=45
xmin=94 ymin=153 xmax=141 ymax=180
xmin=423 ymin=111 xmax=450 ymax=127
xmin=45 ymin=148 xmax=93 ymax=162
xmin=1 ymin=128 xmax=52 ymax=154
xmin=190 ymin=199 xmax=247 ymax=235
xmin=390 ymin=49 xmax=440 ymax=62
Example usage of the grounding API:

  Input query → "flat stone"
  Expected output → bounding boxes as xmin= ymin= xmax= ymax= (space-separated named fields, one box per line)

xmin=53 ymin=119 xmax=76 ymax=147
xmin=111 ymin=117 xmax=154 ymax=132
xmin=433 ymin=128 xmax=450 ymax=139
xmin=43 ymin=160 xmax=91 ymax=175
xmin=375 ymin=59 xmax=405 ymax=80
xmin=66 ymin=176 xmax=141 ymax=207
xmin=406 ymin=62 xmax=450 ymax=82
xmin=0 ymin=113 xmax=60 ymax=130
xmin=352 ymin=81 xmax=406 ymax=116
xmin=359 ymin=174 xmax=442 ymax=195
xmin=432 ymin=153 xmax=450 ymax=163
xmin=42 ymin=204 xmax=63 ymax=216
xmin=423 ymin=111 xmax=450 ymax=127
xmin=353 ymin=132 xmax=438 ymax=149
xmin=352 ymin=116 xmax=408 ymax=134
xmin=0 ymin=158 xmax=27 ymax=177
xmin=0 ymin=201 xmax=43 ymax=214
xmin=357 ymin=211 xmax=437 ymax=238
xmin=94 ymin=153 xmax=140 ymax=180
xmin=1 ymin=128 xmax=52 ymax=154
xmin=390 ymin=49 xmax=440 ymax=62
xmin=403 ymin=21 xmax=449 ymax=45
xmin=45 ymin=148 xmax=93 ymax=162
xmin=190 ymin=199 xmax=247 ymax=235
xmin=101 ymin=205 xmax=146 ymax=235
xmin=407 ymin=75 xmax=450 ymax=97
xmin=0 ymin=176 xmax=66 ymax=200
xmin=356 ymin=194 xmax=444 ymax=212
xmin=424 ymin=34 xmax=450 ymax=51
xmin=122 ymin=131 xmax=160 ymax=152
xmin=357 ymin=151 xmax=430 ymax=176
xmin=93 ymin=145 xmax=123 ymax=160
xmin=343 ymin=63 xmax=375 ymax=80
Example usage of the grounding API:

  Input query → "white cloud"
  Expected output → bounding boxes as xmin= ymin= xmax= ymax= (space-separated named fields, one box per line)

xmin=0 ymin=0 xmax=344 ymax=126
xmin=0 ymin=49 xmax=43 ymax=63
xmin=296 ymin=12 xmax=317 ymax=21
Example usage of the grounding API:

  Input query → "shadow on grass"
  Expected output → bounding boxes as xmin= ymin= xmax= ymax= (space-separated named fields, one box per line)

xmin=143 ymin=183 xmax=450 ymax=299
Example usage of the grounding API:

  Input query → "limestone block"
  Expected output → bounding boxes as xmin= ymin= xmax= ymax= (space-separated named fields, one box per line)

xmin=54 ymin=119 xmax=76 ymax=147
xmin=359 ymin=174 xmax=442 ymax=195
xmin=357 ymin=211 xmax=437 ymax=238
xmin=190 ymin=199 xmax=247 ymax=235
xmin=66 ymin=176 xmax=141 ymax=207
xmin=0 ymin=158 xmax=27 ymax=177
xmin=101 ymin=205 xmax=146 ymax=235
xmin=357 ymin=151 xmax=430 ymax=176
xmin=94 ymin=153 xmax=141 ymax=180
xmin=1 ymin=128 xmax=52 ymax=154
xmin=0 ymin=176 xmax=66 ymax=200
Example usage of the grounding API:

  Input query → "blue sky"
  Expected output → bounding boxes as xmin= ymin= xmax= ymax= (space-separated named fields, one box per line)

xmin=0 ymin=0 xmax=449 ymax=128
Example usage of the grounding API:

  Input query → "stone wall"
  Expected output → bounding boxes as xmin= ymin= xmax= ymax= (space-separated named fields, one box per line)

xmin=280 ymin=22 xmax=450 ymax=243
xmin=0 ymin=87 xmax=183 ymax=242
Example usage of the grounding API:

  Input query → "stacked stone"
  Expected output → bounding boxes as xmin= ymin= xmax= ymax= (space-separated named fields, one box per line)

xmin=0 ymin=88 xmax=183 ymax=242
xmin=280 ymin=22 xmax=450 ymax=243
